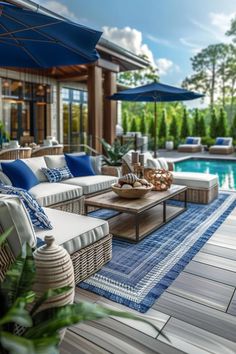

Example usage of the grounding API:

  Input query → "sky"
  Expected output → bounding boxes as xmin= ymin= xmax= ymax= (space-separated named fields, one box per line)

xmin=39 ymin=0 xmax=236 ymax=105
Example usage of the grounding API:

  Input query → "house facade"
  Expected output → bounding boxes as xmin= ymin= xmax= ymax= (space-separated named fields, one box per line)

xmin=0 ymin=0 xmax=148 ymax=152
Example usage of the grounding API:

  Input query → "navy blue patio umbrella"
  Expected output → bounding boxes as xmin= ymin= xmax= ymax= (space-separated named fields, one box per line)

xmin=109 ymin=81 xmax=204 ymax=157
xmin=0 ymin=2 xmax=102 ymax=68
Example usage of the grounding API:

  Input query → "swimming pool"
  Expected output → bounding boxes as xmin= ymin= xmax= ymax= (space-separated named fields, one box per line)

xmin=175 ymin=158 xmax=236 ymax=190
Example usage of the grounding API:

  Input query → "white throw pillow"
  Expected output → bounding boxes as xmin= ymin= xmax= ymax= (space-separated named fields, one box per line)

xmin=146 ymin=158 xmax=161 ymax=169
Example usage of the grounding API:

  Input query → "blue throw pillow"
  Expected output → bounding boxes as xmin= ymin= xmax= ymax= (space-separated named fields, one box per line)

xmin=0 ymin=184 xmax=52 ymax=230
xmin=186 ymin=138 xmax=194 ymax=144
xmin=1 ymin=160 xmax=38 ymax=190
xmin=216 ymin=138 xmax=224 ymax=145
xmin=64 ymin=154 xmax=96 ymax=177
xmin=41 ymin=166 xmax=73 ymax=183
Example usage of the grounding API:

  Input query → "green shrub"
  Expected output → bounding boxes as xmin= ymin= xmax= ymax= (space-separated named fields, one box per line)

xmin=169 ymin=114 xmax=179 ymax=140
xmin=158 ymin=109 xmax=167 ymax=139
xmin=201 ymin=136 xmax=215 ymax=147
xmin=217 ymin=108 xmax=228 ymax=137
xmin=122 ymin=110 xmax=129 ymax=134
xmin=130 ymin=117 xmax=138 ymax=132
xmin=192 ymin=109 xmax=199 ymax=136
xmin=210 ymin=108 xmax=218 ymax=138
xmin=180 ymin=108 xmax=190 ymax=138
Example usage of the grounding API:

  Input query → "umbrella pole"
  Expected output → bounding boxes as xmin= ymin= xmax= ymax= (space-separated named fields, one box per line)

xmin=154 ymin=101 xmax=157 ymax=158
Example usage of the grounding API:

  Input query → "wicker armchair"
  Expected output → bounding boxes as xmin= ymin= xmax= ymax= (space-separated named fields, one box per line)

xmin=0 ymin=147 xmax=32 ymax=160
xmin=0 ymin=195 xmax=112 ymax=284
xmin=32 ymin=145 xmax=64 ymax=157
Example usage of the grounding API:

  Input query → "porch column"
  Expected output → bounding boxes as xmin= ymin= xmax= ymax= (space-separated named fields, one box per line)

xmin=87 ymin=65 xmax=103 ymax=152
xmin=103 ymin=71 xmax=117 ymax=144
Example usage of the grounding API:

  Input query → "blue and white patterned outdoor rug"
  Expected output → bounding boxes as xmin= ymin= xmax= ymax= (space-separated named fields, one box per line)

xmin=79 ymin=192 xmax=236 ymax=313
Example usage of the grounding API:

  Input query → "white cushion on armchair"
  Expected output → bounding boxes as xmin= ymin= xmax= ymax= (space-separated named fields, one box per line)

xmin=0 ymin=195 xmax=36 ymax=256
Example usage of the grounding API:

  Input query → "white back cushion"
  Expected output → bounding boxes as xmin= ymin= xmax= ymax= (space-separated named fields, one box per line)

xmin=44 ymin=153 xmax=102 ymax=175
xmin=0 ymin=195 xmax=36 ymax=257
xmin=22 ymin=157 xmax=48 ymax=182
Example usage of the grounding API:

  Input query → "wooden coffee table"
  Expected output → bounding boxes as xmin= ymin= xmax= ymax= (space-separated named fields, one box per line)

xmin=85 ymin=184 xmax=187 ymax=243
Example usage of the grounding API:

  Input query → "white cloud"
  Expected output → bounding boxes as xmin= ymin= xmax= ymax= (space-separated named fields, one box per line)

xmin=102 ymin=26 xmax=155 ymax=66
xmin=146 ymin=34 xmax=175 ymax=48
xmin=41 ymin=1 xmax=77 ymax=21
xmin=179 ymin=37 xmax=202 ymax=54
xmin=156 ymin=58 xmax=173 ymax=76
xmin=210 ymin=12 xmax=235 ymax=34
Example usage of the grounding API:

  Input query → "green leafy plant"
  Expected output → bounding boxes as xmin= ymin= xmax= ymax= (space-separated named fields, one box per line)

xmin=100 ymin=138 xmax=132 ymax=166
xmin=0 ymin=231 xmax=165 ymax=353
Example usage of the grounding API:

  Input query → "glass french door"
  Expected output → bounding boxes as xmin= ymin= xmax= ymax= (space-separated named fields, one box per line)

xmin=63 ymin=89 xmax=88 ymax=148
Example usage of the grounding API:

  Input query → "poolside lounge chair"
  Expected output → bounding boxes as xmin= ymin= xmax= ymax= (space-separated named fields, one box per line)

xmin=178 ymin=137 xmax=202 ymax=153
xmin=209 ymin=137 xmax=234 ymax=155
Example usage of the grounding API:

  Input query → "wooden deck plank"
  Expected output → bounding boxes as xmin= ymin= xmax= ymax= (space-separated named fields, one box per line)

xmin=61 ymin=203 xmax=236 ymax=353
xmin=153 ymin=292 xmax=236 ymax=341
xmin=159 ymin=317 xmax=236 ymax=354
xmin=184 ymin=260 xmax=236 ymax=287
xmin=193 ymin=252 xmax=236 ymax=272
xmin=200 ymin=244 xmax=236 ymax=261
xmin=69 ymin=319 xmax=183 ymax=354
xmin=166 ymin=272 xmax=234 ymax=311
xmin=227 ymin=290 xmax=236 ymax=316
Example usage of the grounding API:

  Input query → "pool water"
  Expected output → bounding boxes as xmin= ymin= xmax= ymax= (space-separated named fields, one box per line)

xmin=175 ymin=159 xmax=236 ymax=190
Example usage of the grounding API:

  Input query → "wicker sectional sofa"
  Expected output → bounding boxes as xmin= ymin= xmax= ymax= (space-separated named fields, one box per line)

xmin=0 ymin=154 xmax=118 ymax=283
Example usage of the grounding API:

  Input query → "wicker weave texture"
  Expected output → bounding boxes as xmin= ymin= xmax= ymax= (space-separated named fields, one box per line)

xmin=173 ymin=184 xmax=218 ymax=204
xmin=71 ymin=234 xmax=112 ymax=284
xmin=177 ymin=146 xmax=202 ymax=152
xmin=209 ymin=147 xmax=234 ymax=154
xmin=49 ymin=196 xmax=85 ymax=214
xmin=0 ymin=148 xmax=32 ymax=160
xmin=32 ymin=146 xmax=64 ymax=157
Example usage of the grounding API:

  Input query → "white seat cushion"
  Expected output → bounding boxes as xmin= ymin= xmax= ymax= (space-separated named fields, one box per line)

xmin=0 ymin=195 xmax=36 ymax=256
xmin=62 ymin=175 xmax=118 ymax=195
xmin=172 ymin=172 xmax=218 ymax=189
xmin=29 ymin=182 xmax=83 ymax=206
xmin=36 ymin=208 xmax=109 ymax=254
xmin=178 ymin=144 xmax=201 ymax=148
xmin=210 ymin=145 xmax=232 ymax=149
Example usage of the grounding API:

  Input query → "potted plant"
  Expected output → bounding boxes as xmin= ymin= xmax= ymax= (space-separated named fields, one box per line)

xmin=0 ymin=230 xmax=165 ymax=354
xmin=165 ymin=136 xmax=174 ymax=151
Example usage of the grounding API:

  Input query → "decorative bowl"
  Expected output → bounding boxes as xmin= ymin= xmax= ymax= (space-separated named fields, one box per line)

xmin=144 ymin=168 xmax=173 ymax=191
xmin=111 ymin=183 xmax=153 ymax=199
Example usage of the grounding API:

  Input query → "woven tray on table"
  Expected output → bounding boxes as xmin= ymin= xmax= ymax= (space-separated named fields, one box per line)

xmin=144 ymin=168 xmax=173 ymax=191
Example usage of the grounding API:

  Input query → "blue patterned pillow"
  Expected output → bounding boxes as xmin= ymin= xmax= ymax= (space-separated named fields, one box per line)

xmin=41 ymin=166 xmax=73 ymax=183
xmin=0 ymin=185 xmax=53 ymax=230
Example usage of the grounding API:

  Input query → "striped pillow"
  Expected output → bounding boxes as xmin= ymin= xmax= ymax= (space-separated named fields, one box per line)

xmin=41 ymin=166 xmax=73 ymax=183
xmin=0 ymin=184 xmax=52 ymax=230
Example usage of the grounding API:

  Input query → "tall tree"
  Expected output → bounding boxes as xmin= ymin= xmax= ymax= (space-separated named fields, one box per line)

xmin=180 ymin=108 xmax=190 ymax=138
xmin=148 ymin=118 xmax=155 ymax=138
xmin=122 ymin=110 xmax=129 ymax=134
xmin=198 ymin=114 xmax=206 ymax=136
xmin=130 ymin=117 xmax=138 ymax=132
xmin=192 ymin=109 xmax=200 ymax=136
xmin=140 ymin=112 xmax=147 ymax=135
xmin=210 ymin=108 xmax=218 ymax=138
xmin=217 ymin=108 xmax=228 ymax=137
xmin=158 ymin=109 xmax=167 ymax=139
xmin=182 ymin=44 xmax=230 ymax=107
xmin=230 ymin=113 xmax=236 ymax=139
xmin=169 ymin=114 xmax=179 ymax=139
